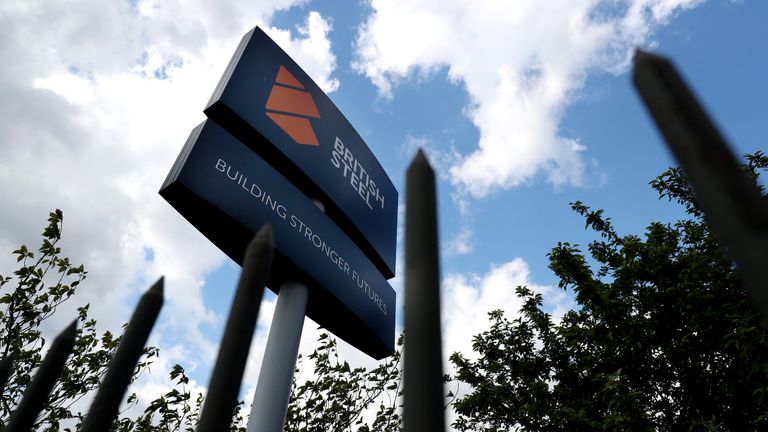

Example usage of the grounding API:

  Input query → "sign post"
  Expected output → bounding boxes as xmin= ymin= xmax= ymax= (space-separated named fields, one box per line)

xmin=160 ymin=26 xmax=398 ymax=430
xmin=246 ymin=282 xmax=308 ymax=432
xmin=247 ymin=199 xmax=324 ymax=432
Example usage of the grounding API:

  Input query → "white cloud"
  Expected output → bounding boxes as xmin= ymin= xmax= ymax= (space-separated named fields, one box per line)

xmin=265 ymin=12 xmax=340 ymax=93
xmin=0 ymin=0 xmax=338 ymax=414
xmin=355 ymin=0 xmax=703 ymax=197
xmin=445 ymin=227 xmax=473 ymax=256
xmin=439 ymin=258 xmax=572 ymax=427
xmin=442 ymin=258 xmax=572 ymax=365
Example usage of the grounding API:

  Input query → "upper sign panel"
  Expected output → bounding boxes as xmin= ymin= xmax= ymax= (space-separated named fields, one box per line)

xmin=205 ymin=27 xmax=397 ymax=279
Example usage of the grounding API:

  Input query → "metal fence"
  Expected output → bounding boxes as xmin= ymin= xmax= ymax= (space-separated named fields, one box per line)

xmin=0 ymin=49 xmax=764 ymax=432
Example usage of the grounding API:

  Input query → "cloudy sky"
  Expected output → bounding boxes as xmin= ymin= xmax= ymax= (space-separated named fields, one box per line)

xmin=1 ymin=0 xmax=766 ymax=425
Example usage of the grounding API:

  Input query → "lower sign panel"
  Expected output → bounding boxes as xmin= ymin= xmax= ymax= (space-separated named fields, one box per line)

xmin=160 ymin=120 xmax=395 ymax=359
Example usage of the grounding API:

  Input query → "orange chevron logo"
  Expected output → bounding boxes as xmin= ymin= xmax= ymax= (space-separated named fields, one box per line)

xmin=265 ymin=66 xmax=321 ymax=146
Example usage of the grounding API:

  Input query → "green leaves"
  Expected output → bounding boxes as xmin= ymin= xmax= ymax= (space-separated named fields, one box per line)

xmin=285 ymin=331 xmax=403 ymax=432
xmin=449 ymin=152 xmax=768 ymax=431
xmin=0 ymin=210 xmax=159 ymax=431
xmin=42 ymin=210 xmax=63 ymax=240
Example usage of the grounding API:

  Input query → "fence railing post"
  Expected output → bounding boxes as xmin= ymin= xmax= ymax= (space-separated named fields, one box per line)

xmin=197 ymin=225 xmax=275 ymax=432
xmin=5 ymin=320 xmax=78 ymax=432
xmin=404 ymin=149 xmax=446 ymax=432
xmin=633 ymin=49 xmax=768 ymax=318
xmin=80 ymin=277 xmax=165 ymax=432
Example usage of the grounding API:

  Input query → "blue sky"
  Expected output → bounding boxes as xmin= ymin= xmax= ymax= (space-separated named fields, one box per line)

xmin=0 ymin=0 xmax=765 ymax=423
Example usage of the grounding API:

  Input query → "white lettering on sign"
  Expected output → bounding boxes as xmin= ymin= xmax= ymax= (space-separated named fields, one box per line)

xmin=215 ymin=158 xmax=288 ymax=219
xmin=215 ymin=158 xmax=389 ymax=316
xmin=329 ymin=137 xmax=385 ymax=211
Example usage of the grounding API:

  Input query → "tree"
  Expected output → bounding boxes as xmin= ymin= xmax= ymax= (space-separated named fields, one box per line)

xmin=449 ymin=152 xmax=768 ymax=431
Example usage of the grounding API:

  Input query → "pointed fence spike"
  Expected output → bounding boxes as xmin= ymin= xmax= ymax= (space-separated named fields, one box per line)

xmin=632 ymin=49 xmax=768 ymax=317
xmin=148 ymin=275 xmax=164 ymax=296
xmin=633 ymin=48 xmax=654 ymax=64
xmin=80 ymin=277 xmax=165 ymax=432
xmin=5 ymin=320 xmax=78 ymax=432
xmin=403 ymin=148 xmax=446 ymax=432
xmin=414 ymin=148 xmax=428 ymax=160
xmin=253 ymin=222 xmax=275 ymax=248
xmin=197 ymin=224 xmax=275 ymax=432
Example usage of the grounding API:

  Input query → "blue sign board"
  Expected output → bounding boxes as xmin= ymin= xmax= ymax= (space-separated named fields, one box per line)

xmin=205 ymin=27 xmax=397 ymax=279
xmin=160 ymin=120 xmax=396 ymax=359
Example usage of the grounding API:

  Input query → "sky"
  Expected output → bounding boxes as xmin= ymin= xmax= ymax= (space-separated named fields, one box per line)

xmin=0 ymin=0 xmax=766 ymax=426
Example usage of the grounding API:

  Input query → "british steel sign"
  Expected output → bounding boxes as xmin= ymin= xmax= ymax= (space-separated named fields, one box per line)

xmin=160 ymin=120 xmax=396 ymax=359
xmin=204 ymin=27 xmax=397 ymax=279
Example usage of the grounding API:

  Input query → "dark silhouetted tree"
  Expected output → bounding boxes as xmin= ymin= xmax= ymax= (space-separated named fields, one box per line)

xmin=450 ymin=152 xmax=768 ymax=431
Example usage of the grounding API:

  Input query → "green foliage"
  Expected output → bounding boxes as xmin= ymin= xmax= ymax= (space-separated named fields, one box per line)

xmin=111 ymin=363 xmax=247 ymax=432
xmin=0 ymin=210 xmax=159 ymax=430
xmin=285 ymin=332 xmax=403 ymax=432
xmin=0 ymin=210 xmax=235 ymax=431
xmin=117 ymin=330 xmax=404 ymax=432
xmin=449 ymin=152 xmax=768 ymax=431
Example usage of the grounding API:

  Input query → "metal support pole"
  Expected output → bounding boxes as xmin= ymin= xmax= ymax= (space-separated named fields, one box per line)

xmin=245 ymin=281 xmax=308 ymax=432
xmin=403 ymin=149 xmax=445 ymax=432
xmin=246 ymin=199 xmax=320 ymax=432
